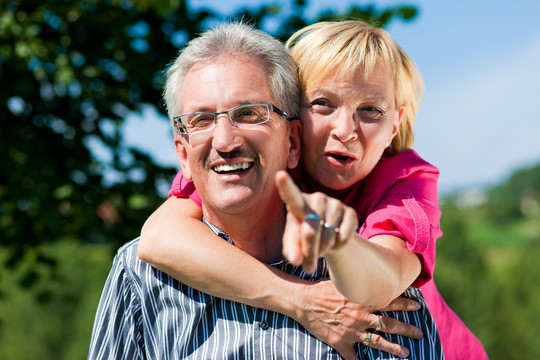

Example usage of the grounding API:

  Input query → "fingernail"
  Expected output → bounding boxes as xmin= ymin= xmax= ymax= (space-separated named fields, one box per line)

xmin=401 ymin=349 xmax=410 ymax=358
xmin=414 ymin=329 xmax=424 ymax=338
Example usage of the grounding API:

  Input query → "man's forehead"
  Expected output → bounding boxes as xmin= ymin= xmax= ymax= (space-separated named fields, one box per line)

xmin=187 ymin=54 xmax=267 ymax=78
xmin=181 ymin=56 xmax=274 ymax=112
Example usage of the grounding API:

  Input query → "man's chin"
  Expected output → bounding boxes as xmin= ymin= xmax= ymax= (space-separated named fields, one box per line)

xmin=205 ymin=187 xmax=257 ymax=213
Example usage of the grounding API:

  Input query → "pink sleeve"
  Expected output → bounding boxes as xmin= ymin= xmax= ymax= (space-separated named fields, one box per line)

xmin=359 ymin=171 xmax=442 ymax=288
xmin=168 ymin=170 xmax=202 ymax=208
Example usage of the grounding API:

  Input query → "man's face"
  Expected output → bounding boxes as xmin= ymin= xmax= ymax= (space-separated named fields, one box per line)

xmin=175 ymin=56 xmax=301 ymax=219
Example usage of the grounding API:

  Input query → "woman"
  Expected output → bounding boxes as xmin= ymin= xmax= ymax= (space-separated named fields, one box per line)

xmin=139 ymin=20 xmax=486 ymax=359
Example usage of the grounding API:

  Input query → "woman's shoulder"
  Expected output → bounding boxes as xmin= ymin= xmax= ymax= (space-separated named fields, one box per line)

xmin=381 ymin=149 xmax=437 ymax=174
xmin=368 ymin=149 xmax=439 ymax=186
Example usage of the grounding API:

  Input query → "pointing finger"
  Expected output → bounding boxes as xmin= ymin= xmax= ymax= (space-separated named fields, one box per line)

xmin=275 ymin=170 xmax=307 ymax=220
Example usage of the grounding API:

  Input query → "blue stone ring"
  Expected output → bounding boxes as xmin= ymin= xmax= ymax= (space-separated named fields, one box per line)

xmin=323 ymin=222 xmax=340 ymax=234
xmin=303 ymin=213 xmax=324 ymax=226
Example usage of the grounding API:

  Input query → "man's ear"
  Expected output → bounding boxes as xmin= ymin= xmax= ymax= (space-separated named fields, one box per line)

xmin=286 ymin=119 xmax=302 ymax=170
xmin=174 ymin=135 xmax=192 ymax=180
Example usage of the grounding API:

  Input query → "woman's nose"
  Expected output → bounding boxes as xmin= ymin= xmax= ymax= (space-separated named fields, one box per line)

xmin=330 ymin=110 xmax=358 ymax=143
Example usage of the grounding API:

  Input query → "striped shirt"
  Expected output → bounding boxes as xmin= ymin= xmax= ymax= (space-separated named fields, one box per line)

xmin=88 ymin=224 xmax=444 ymax=359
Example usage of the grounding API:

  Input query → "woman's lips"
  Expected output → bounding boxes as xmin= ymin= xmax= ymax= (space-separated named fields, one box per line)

xmin=324 ymin=152 xmax=355 ymax=167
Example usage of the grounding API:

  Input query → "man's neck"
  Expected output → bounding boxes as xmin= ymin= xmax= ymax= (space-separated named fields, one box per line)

xmin=202 ymin=202 xmax=286 ymax=264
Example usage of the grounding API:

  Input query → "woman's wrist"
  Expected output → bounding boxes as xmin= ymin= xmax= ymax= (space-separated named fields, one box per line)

xmin=257 ymin=267 xmax=311 ymax=320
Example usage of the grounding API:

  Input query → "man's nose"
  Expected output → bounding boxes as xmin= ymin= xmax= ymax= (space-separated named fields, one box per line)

xmin=211 ymin=114 xmax=244 ymax=152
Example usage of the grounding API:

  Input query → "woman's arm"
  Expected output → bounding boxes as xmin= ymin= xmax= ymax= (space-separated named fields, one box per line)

xmin=275 ymin=170 xmax=421 ymax=309
xmin=139 ymin=197 xmax=309 ymax=313
xmin=326 ymin=234 xmax=421 ymax=308
xmin=138 ymin=196 xmax=422 ymax=359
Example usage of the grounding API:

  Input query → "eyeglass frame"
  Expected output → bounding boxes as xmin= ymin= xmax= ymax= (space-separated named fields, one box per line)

xmin=173 ymin=102 xmax=290 ymax=135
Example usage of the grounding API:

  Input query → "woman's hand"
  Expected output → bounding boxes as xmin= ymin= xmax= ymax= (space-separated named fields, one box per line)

xmin=275 ymin=170 xmax=358 ymax=273
xmin=297 ymin=280 xmax=423 ymax=359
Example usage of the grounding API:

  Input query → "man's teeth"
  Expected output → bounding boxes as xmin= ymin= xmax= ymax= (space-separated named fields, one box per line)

xmin=213 ymin=162 xmax=251 ymax=173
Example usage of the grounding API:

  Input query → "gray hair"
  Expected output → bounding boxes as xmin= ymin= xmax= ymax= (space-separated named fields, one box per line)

xmin=164 ymin=22 xmax=300 ymax=135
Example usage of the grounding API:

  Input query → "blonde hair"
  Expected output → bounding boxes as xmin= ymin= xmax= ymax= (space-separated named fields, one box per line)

xmin=286 ymin=20 xmax=424 ymax=153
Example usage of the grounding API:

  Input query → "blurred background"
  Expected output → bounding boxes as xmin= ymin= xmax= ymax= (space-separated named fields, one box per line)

xmin=1 ymin=0 xmax=539 ymax=358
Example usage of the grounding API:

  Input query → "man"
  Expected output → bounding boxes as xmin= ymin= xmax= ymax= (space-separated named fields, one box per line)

xmin=88 ymin=23 xmax=441 ymax=359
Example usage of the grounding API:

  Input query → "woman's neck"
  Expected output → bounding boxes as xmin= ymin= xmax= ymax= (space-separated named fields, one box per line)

xmin=303 ymin=173 xmax=357 ymax=200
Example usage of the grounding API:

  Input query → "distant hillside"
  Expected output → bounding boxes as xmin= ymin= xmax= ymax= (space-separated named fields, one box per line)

xmin=434 ymin=161 xmax=540 ymax=359
xmin=444 ymin=161 xmax=540 ymax=220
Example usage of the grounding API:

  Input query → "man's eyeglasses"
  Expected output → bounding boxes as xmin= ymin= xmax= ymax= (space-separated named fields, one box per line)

xmin=173 ymin=103 xmax=289 ymax=135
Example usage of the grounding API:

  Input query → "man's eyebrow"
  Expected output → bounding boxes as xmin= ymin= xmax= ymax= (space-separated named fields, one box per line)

xmin=236 ymin=100 xmax=270 ymax=105
xmin=185 ymin=100 xmax=270 ymax=113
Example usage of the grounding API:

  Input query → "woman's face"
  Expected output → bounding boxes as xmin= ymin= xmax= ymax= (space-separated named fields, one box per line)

xmin=300 ymin=64 xmax=403 ymax=193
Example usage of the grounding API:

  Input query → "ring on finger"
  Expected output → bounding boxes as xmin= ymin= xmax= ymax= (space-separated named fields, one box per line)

xmin=375 ymin=315 xmax=382 ymax=332
xmin=362 ymin=332 xmax=373 ymax=346
xmin=304 ymin=212 xmax=324 ymax=226
xmin=323 ymin=222 xmax=340 ymax=234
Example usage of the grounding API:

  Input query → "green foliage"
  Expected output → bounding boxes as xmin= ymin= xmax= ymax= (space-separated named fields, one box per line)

xmin=485 ymin=163 xmax=540 ymax=222
xmin=1 ymin=0 xmax=187 ymax=258
xmin=435 ymin=163 xmax=540 ymax=359
xmin=0 ymin=242 xmax=114 ymax=359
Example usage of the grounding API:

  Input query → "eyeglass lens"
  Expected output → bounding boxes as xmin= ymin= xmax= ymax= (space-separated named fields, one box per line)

xmin=183 ymin=104 xmax=270 ymax=134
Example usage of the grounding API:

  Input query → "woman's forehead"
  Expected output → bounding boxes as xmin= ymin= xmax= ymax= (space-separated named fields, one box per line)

xmin=305 ymin=63 xmax=394 ymax=92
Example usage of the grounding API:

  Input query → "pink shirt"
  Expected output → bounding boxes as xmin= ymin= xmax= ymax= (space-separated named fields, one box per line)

xmin=168 ymin=149 xmax=488 ymax=360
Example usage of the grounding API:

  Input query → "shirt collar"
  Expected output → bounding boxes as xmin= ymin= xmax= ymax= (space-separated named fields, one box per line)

xmin=201 ymin=216 xmax=288 ymax=266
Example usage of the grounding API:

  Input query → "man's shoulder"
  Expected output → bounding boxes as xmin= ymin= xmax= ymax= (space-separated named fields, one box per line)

xmin=113 ymin=237 xmax=150 ymax=273
xmin=115 ymin=237 xmax=140 ymax=260
xmin=117 ymin=237 xmax=140 ymax=253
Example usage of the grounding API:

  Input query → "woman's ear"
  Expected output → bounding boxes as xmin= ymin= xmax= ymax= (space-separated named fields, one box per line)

xmin=393 ymin=106 xmax=405 ymax=137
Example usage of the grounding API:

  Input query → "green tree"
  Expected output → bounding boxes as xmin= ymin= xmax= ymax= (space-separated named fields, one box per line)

xmin=487 ymin=162 xmax=540 ymax=222
xmin=436 ymin=160 xmax=540 ymax=359
xmin=0 ymin=1 xmax=418 ymax=358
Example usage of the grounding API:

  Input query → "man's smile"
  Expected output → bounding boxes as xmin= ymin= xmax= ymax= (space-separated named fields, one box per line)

xmin=212 ymin=162 xmax=253 ymax=174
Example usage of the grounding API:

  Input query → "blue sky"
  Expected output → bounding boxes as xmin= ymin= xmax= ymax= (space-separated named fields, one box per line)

xmin=122 ymin=0 xmax=540 ymax=195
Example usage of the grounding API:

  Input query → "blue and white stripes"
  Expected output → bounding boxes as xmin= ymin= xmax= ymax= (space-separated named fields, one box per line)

xmin=88 ymin=237 xmax=443 ymax=359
